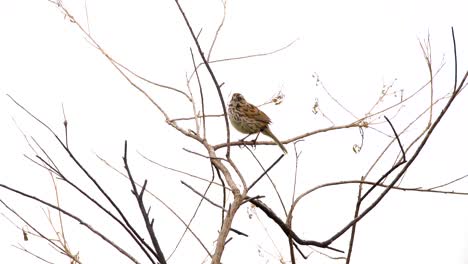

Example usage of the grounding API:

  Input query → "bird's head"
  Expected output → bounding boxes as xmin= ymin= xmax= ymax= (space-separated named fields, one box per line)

xmin=231 ymin=93 xmax=245 ymax=103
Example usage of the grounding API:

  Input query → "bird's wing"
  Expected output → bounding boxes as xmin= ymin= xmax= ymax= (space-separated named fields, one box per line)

xmin=245 ymin=103 xmax=271 ymax=124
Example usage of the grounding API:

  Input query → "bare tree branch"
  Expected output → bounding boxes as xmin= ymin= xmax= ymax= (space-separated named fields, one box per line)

xmin=123 ymin=141 xmax=166 ymax=264
xmin=0 ymin=184 xmax=141 ymax=264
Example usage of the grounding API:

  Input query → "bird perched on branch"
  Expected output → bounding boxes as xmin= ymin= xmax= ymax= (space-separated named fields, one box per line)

xmin=228 ymin=93 xmax=287 ymax=154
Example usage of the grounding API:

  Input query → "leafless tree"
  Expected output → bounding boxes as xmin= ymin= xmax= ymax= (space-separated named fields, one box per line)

xmin=2 ymin=1 xmax=467 ymax=264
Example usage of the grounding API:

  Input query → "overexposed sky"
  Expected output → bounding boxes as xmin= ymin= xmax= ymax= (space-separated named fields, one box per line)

xmin=1 ymin=0 xmax=468 ymax=263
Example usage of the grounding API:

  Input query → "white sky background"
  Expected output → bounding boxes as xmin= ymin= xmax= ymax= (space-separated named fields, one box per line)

xmin=1 ymin=0 xmax=468 ymax=263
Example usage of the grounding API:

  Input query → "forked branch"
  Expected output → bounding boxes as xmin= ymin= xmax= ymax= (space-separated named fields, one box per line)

xmin=123 ymin=141 xmax=166 ymax=264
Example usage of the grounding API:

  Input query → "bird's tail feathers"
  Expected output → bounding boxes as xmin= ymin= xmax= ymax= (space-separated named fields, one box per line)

xmin=262 ymin=127 xmax=288 ymax=154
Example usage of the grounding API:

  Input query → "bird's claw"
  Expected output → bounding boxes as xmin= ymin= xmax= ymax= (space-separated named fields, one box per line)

xmin=250 ymin=139 xmax=257 ymax=150
xmin=237 ymin=137 xmax=257 ymax=150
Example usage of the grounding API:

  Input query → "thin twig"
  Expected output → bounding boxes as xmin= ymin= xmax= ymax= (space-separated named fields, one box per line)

xmin=188 ymin=39 xmax=298 ymax=85
xmin=137 ymin=151 xmax=227 ymax=189
xmin=169 ymin=113 xmax=223 ymax=122
xmin=361 ymin=116 xmax=406 ymax=201
xmin=313 ymin=73 xmax=358 ymax=119
xmin=61 ymin=104 xmax=68 ymax=148
xmin=167 ymin=168 xmax=216 ymax=261
xmin=428 ymin=174 xmax=468 ymax=191
xmin=419 ymin=33 xmax=434 ymax=124
xmin=12 ymin=245 xmax=55 ymax=264
xmin=245 ymin=147 xmax=287 ymax=216
xmin=190 ymin=48 xmax=206 ymax=138
xmin=345 ymin=176 xmax=364 ymax=264
xmin=288 ymin=140 xmax=304 ymax=263
xmin=451 ymin=27 xmax=458 ymax=92
xmin=208 ymin=39 xmax=297 ymax=65
xmin=181 ymin=181 xmax=227 ymax=212
xmin=292 ymin=140 xmax=303 ymax=203
xmin=248 ymin=154 xmax=285 ymax=191
xmin=229 ymin=227 xmax=248 ymax=237
xmin=214 ymin=166 xmax=227 ymax=226
xmin=185 ymin=65 xmax=200 ymax=136
xmin=183 ymin=148 xmax=228 ymax=161
xmin=207 ymin=0 xmax=227 ymax=60
xmin=83 ymin=0 xmax=90 ymax=35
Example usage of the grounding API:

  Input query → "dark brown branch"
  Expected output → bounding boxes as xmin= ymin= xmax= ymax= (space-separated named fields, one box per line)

xmin=249 ymin=198 xmax=344 ymax=253
xmin=229 ymin=227 xmax=248 ymax=237
xmin=61 ymin=104 xmax=68 ymax=148
xmin=345 ymin=177 xmax=364 ymax=264
xmin=248 ymin=154 xmax=285 ymax=191
xmin=214 ymin=166 xmax=227 ymax=225
xmin=123 ymin=141 xmax=166 ymax=264
xmin=360 ymin=116 xmax=406 ymax=201
xmin=451 ymin=27 xmax=458 ymax=92
xmin=245 ymin=146 xmax=287 ymax=215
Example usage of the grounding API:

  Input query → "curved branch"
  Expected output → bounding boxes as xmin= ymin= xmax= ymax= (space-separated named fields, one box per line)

xmin=251 ymin=174 xmax=468 ymax=252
